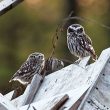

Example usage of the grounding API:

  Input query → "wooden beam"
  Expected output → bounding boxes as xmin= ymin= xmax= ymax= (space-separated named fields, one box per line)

xmin=51 ymin=94 xmax=69 ymax=110
xmin=22 ymin=74 xmax=43 ymax=106
xmin=0 ymin=0 xmax=24 ymax=15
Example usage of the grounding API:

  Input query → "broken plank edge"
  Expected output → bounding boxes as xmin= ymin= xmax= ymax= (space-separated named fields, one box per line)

xmin=0 ymin=0 xmax=24 ymax=16
xmin=51 ymin=94 xmax=69 ymax=110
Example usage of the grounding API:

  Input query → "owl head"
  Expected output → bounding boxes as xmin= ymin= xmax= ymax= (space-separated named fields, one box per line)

xmin=27 ymin=52 xmax=45 ymax=64
xmin=67 ymin=24 xmax=85 ymax=35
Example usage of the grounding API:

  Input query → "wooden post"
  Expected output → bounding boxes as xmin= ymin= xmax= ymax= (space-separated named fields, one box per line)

xmin=0 ymin=0 xmax=24 ymax=15
xmin=22 ymin=74 xmax=43 ymax=106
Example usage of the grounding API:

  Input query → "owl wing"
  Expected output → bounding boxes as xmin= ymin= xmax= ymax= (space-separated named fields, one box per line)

xmin=45 ymin=58 xmax=53 ymax=74
xmin=85 ymin=34 xmax=92 ymax=45
xmin=10 ymin=59 xmax=41 ymax=85
xmin=77 ymin=34 xmax=97 ymax=60
xmin=77 ymin=34 xmax=91 ymax=49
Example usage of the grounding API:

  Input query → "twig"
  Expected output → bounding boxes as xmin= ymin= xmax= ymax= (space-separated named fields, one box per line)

xmin=51 ymin=94 xmax=69 ymax=110
xmin=50 ymin=11 xmax=74 ymax=58
xmin=60 ymin=16 xmax=110 ymax=31
xmin=80 ymin=17 xmax=110 ymax=30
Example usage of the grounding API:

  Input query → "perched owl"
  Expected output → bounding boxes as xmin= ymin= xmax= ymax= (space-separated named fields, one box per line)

xmin=67 ymin=24 xmax=97 ymax=62
xmin=9 ymin=52 xmax=45 ymax=100
xmin=10 ymin=52 xmax=45 ymax=85
xmin=45 ymin=57 xmax=64 ymax=75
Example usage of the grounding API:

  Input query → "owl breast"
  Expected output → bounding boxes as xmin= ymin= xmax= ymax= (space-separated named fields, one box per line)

xmin=67 ymin=34 xmax=90 ymax=58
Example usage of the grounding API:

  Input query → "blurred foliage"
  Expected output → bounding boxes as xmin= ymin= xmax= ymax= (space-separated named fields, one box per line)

xmin=0 ymin=0 xmax=110 ymax=94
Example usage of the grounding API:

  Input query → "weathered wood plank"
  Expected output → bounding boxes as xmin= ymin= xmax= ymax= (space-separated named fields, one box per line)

xmin=51 ymin=94 xmax=69 ymax=110
xmin=0 ymin=0 xmax=24 ymax=15
xmin=78 ymin=48 xmax=110 ymax=110
xmin=22 ymin=74 xmax=43 ymax=106
xmin=0 ymin=93 xmax=17 ymax=110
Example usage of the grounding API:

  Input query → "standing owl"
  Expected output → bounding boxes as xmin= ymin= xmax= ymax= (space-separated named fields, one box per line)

xmin=45 ymin=57 xmax=64 ymax=75
xmin=9 ymin=52 xmax=45 ymax=100
xmin=67 ymin=24 xmax=97 ymax=62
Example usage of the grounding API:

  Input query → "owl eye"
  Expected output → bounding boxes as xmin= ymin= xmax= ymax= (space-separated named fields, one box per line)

xmin=38 ymin=56 xmax=43 ymax=59
xmin=30 ymin=55 xmax=35 ymax=59
xmin=68 ymin=28 xmax=73 ymax=33
xmin=77 ymin=28 xmax=83 ymax=33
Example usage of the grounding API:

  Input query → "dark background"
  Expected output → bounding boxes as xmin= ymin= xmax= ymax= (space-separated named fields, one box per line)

xmin=0 ymin=0 xmax=110 ymax=94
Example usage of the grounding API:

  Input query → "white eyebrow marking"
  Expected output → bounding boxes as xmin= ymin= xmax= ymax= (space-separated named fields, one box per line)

xmin=69 ymin=26 xmax=76 ymax=30
xmin=70 ymin=26 xmax=73 ymax=28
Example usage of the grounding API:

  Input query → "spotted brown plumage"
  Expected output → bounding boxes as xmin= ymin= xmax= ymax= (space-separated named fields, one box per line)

xmin=9 ymin=52 xmax=45 ymax=86
xmin=67 ymin=24 xmax=97 ymax=61
xmin=45 ymin=57 xmax=64 ymax=75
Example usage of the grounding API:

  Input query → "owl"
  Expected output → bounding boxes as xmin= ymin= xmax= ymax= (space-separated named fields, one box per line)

xmin=45 ymin=57 xmax=64 ymax=75
xmin=9 ymin=52 xmax=45 ymax=85
xmin=9 ymin=52 xmax=45 ymax=100
xmin=67 ymin=24 xmax=97 ymax=62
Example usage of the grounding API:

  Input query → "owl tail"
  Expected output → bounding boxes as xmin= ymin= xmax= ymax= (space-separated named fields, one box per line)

xmin=92 ymin=54 xmax=98 ymax=61
xmin=11 ymin=86 xmax=26 ymax=100
xmin=90 ymin=48 xmax=97 ymax=61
